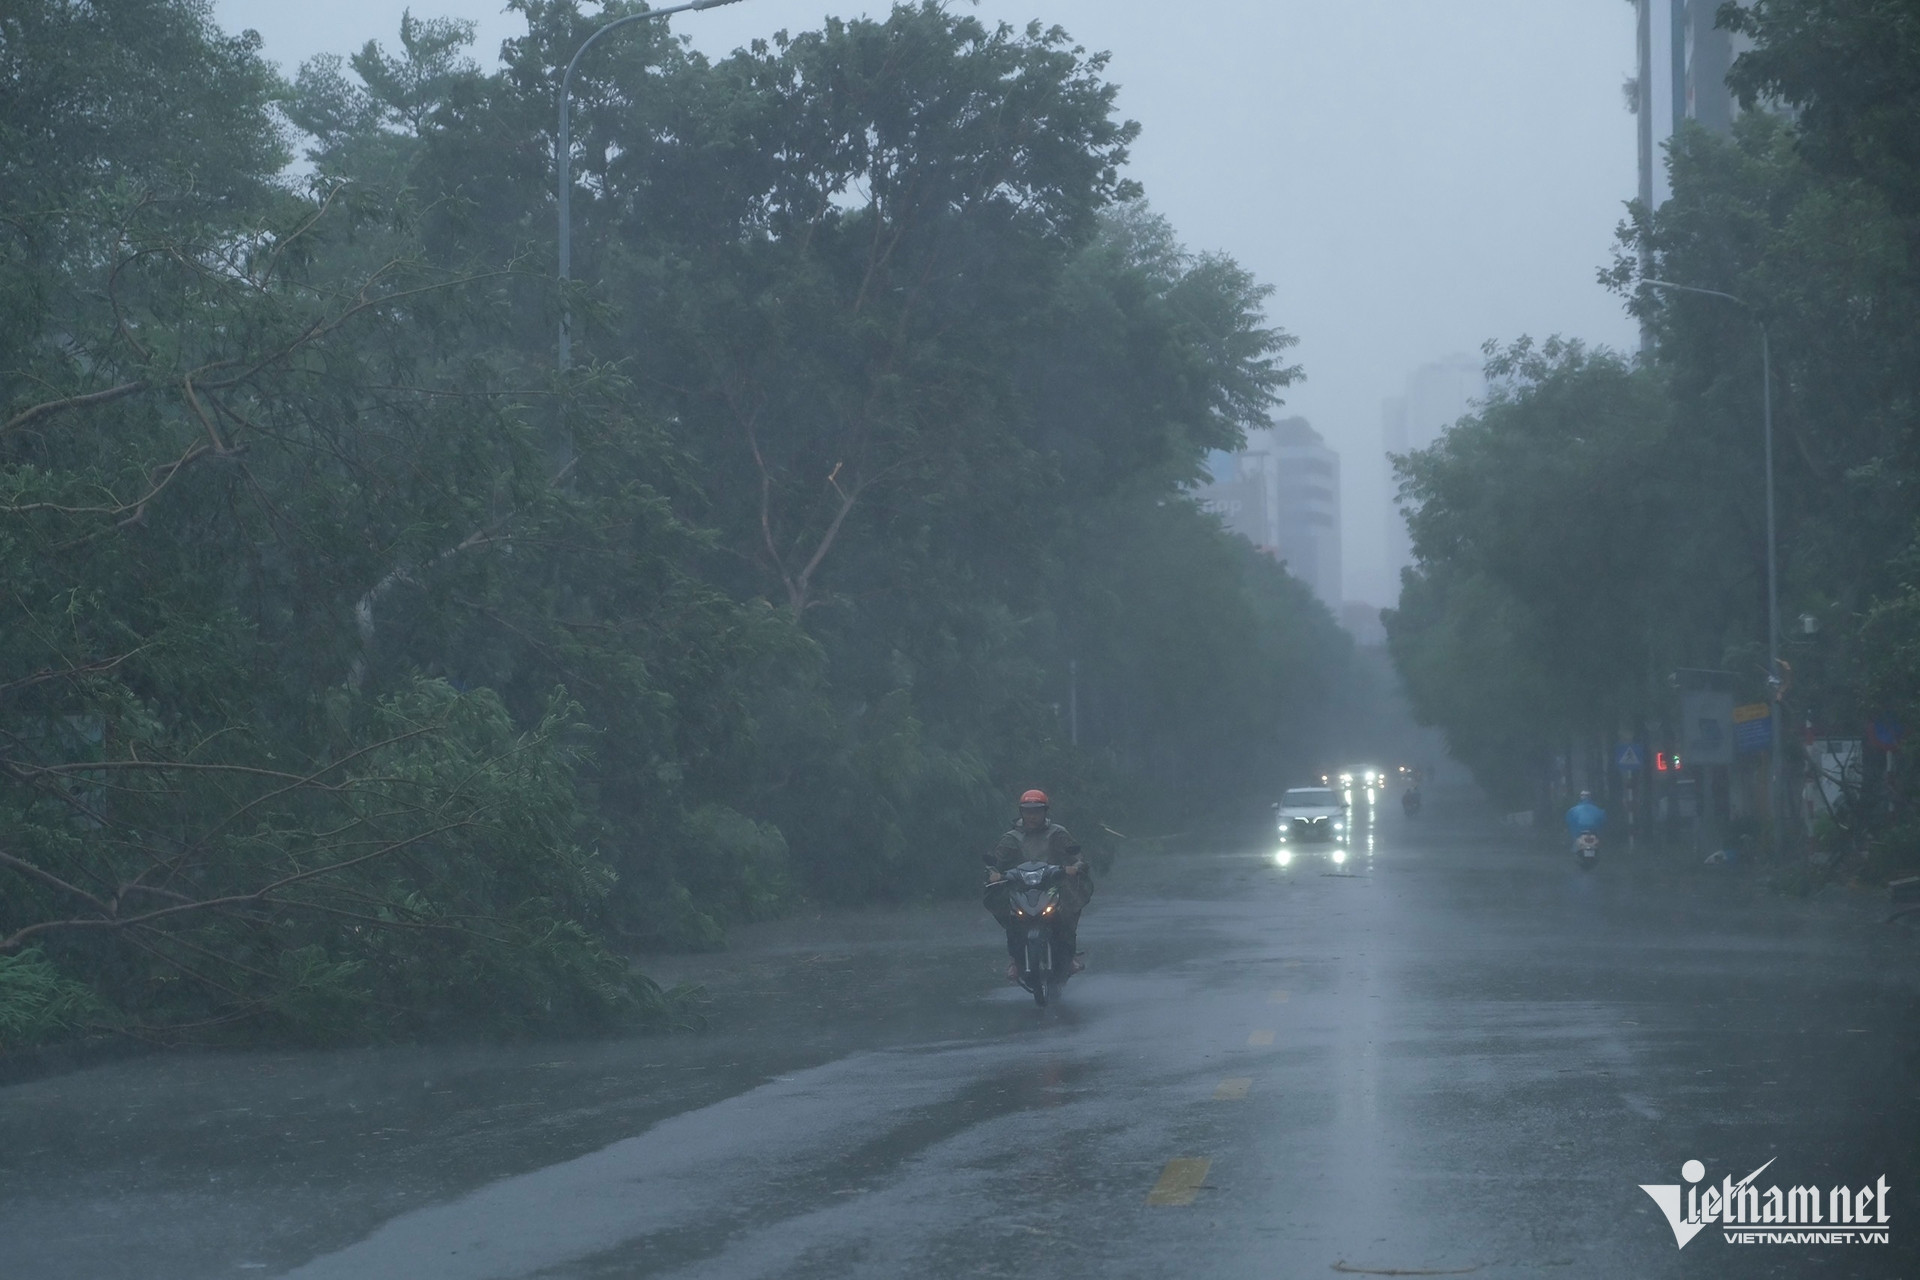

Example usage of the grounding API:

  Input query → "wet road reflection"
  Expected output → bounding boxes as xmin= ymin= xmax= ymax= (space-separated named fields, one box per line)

xmin=1 ymin=808 xmax=1915 ymax=1279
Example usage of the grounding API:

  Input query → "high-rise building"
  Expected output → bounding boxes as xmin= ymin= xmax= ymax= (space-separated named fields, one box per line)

xmin=1197 ymin=416 xmax=1341 ymax=609
xmin=1640 ymin=1 xmax=1749 ymax=208
xmin=1382 ymin=355 xmax=1483 ymax=586
xmin=1675 ymin=0 xmax=1741 ymax=135
xmin=1269 ymin=416 xmax=1341 ymax=608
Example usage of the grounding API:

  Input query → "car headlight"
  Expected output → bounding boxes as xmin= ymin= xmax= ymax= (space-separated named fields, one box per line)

xmin=1332 ymin=847 xmax=1348 ymax=864
xmin=1275 ymin=849 xmax=1292 ymax=866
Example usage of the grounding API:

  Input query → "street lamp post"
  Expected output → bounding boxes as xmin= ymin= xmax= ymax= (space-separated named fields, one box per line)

xmin=556 ymin=0 xmax=745 ymax=371
xmin=1642 ymin=278 xmax=1785 ymax=855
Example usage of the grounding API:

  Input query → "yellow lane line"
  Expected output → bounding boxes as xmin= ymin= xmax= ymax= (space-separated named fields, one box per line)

xmin=1146 ymin=1157 xmax=1211 ymax=1205
xmin=1213 ymin=1077 xmax=1252 ymax=1100
xmin=1270 ymin=988 xmax=1291 ymax=1003
xmin=1247 ymin=1029 xmax=1275 ymax=1046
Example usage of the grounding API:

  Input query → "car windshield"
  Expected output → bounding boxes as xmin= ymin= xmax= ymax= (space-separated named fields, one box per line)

xmin=1283 ymin=788 xmax=1338 ymax=806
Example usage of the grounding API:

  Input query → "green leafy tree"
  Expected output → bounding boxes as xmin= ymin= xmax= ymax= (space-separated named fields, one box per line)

xmin=0 ymin=2 xmax=687 ymax=1042
xmin=1394 ymin=4 xmax=1920 ymax=866
xmin=1 ymin=0 xmax=1364 ymax=1052
xmin=1388 ymin=339 xmax=1684 ymax=803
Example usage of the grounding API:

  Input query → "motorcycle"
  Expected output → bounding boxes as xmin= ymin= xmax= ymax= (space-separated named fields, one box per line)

xmin=1575 ymin=830 xmax=1599 ymax=870
xmin=994 ymin=861 xmax=1070 ymax=1006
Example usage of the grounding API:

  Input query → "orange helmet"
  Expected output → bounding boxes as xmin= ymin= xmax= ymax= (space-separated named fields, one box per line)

xmin=1018 ymin=789 xmax=1050 ymax=810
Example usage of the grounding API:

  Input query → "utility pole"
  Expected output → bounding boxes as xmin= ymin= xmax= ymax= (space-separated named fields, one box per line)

xmin=1068 ymin=658 xmax=1079 ymax=748
xmin=1643 ymin=279 xmax=1785 ymax=858
xmin=1760 ymin=321 xmax=1784 ymax=855
xmin=1635 ymin=0 xmax=1655 ymax=357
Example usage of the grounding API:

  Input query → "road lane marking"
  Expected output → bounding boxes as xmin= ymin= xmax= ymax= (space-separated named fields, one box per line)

xmin=1247 ymin=1029 xmax=1275 ymax=1046
xmin=1213 ymin=1077 xmax=1252 ymax=1100
xmin=1146 ymin=1157 xmax=1211 ymax=1205
xmin=1269 ymin=988 xmax=1290 ymax=1003
xmin=1330 ymin=1262 xmax=1484 ymax=1276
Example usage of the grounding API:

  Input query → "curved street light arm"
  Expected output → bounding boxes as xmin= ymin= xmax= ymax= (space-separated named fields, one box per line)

xmin=1641 ymin=277 xmax=1749 ymax=309
xmin=556 ymin=0 xmax=748 ymax=369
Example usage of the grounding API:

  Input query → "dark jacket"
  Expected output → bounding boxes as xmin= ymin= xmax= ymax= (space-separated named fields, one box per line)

xmin=986 ymin=821 xmax=1091 ymax=912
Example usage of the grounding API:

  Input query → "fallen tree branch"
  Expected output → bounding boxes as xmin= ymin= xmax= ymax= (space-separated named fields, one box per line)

xmin=0 ymin=818 xmax=478 ymax=953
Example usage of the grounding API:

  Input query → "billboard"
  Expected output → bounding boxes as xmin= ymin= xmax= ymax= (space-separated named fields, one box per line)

xmin=1680 ymin=691 xmax=1736 ymax=766
xmin=1732 ymin=702 xmax=1772 ymax=754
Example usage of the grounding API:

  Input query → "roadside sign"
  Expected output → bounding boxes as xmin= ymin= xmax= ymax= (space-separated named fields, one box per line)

xmin=1870 ymin=716 xmax=1905 ymax=750
xmin=1733 ymin=702 xmax=1772 ymax=754
xmin=1681 ymin=691 xmax=1736 ymax=766
xmin=1613 ymin=743 xmax=1645 ymax=772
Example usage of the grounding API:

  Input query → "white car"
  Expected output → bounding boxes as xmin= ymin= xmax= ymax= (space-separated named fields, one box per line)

xmin=1274 ymin=786 xmax=1350 ymax=865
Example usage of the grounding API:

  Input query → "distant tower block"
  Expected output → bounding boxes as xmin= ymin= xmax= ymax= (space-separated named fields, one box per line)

xmin=1198 ymin=416 xmax=1341 ymax=610
xmin=1644 ymin=0 xmax=1747 ymax=207
xmin=1384 ymin=355 xmax=1484 ymax=588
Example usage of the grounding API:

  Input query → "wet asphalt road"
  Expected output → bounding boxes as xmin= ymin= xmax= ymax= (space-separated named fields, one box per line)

xmin=2 ymin=800 xmax=1917 ymax=1280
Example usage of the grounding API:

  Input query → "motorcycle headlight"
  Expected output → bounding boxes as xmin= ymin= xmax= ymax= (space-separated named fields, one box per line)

xmin=1275 ymin=849 xmax=1292 ymax=866
xmin=1041 ymin=901 xmax=1055 ymax=915
xmin=1332 ymin=848 xmax=1348 ymax=864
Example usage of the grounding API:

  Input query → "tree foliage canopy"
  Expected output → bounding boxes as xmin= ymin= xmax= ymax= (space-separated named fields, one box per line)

xmin=0 ymin=0 xmax=1351 ymax=1047
xmin=1390 ymin=2 xmax=1920 ymax=868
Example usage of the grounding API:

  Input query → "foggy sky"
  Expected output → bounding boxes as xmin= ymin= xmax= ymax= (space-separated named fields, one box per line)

xmin=214 ymin=0 xmax=1641 ymax=607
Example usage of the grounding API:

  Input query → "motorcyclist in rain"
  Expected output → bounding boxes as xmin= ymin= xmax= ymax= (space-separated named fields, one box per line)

xmin=1565 ymin=789 xmax=1606 ymax=849
xmin=983 ymin=790 xmax=1091 ymax=983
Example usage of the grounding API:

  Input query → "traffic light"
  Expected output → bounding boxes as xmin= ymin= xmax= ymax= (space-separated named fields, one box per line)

xmin=1655 ymin=751 xmax=1683 ymax=772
